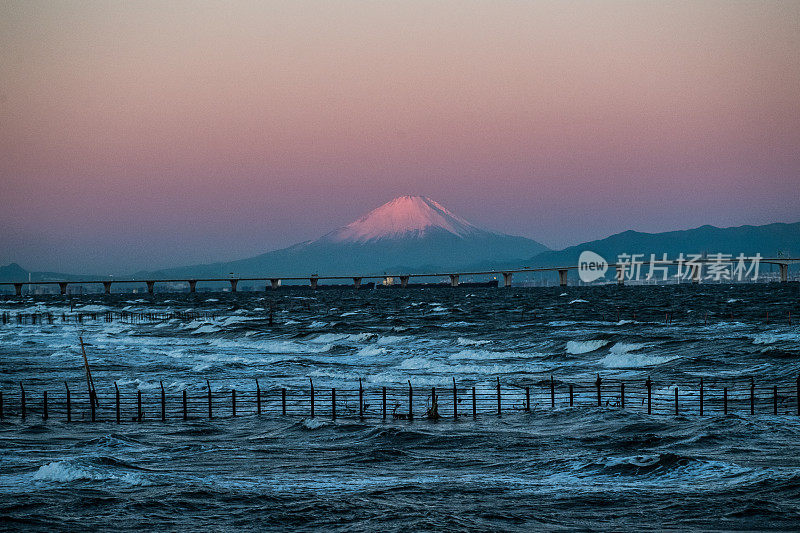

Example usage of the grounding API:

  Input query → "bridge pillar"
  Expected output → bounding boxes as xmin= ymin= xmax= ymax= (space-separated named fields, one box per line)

xmin=188 ymin=280 xmax=197 ymax=293
xmin=146 ymin=281 xmax=156 ymax=294
xmin=310 ymin=277 xmax=318 ymax=290
xmin=502 ymin=272 xmax=513 ymax=288
xmin=270 ymin=279 xmax=281 ymax=290
xmin=353 ymin=277 xmax=362 ymax=289
xmin=229 ymin=279 xmax=239 ymax=293
xmin=558 ymin=269 xmax=568 ymax=287
xmin=449 ymin=274 xmax=459 ymax=287
xmin=103 ymin=281 xmax=112 ymax=295
xmin=690 ymin=264 xmax=701 ymax=284
xmin=780 ymin=263 xmax=788 ymax=283
xmin=59 ymin=282 xmax=68 ymax=295
xmin=616 ymin=267 xmax=625 ymax=285
xmin=400 ymin=275 xmax=409 ymax=288
xmin=13 ymin=283 xmax=22 ymax=296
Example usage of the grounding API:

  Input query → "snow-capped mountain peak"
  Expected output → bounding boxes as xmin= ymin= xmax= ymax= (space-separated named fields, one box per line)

xmin=323 ymin=196 xmax=482 ymax=243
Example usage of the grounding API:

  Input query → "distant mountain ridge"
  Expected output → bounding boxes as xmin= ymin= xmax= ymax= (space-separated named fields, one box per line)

xmin=138 ymin=196 xmax=549 ymax=279
xmin=517 ymin=221 xmax=800 ymax=271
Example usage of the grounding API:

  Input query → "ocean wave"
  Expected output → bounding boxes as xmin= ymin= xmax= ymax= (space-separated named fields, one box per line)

xmin=355 ymin=346 xmax=388 ymax=357
xmin=566 ymin=339 xmax=610 ymax=354
xmin=33 ymin=460 xmax=149 ymax=485
xmin=600 ymin=352 xmax=679 ymax=368
xmin=456 ymin=337 xmax=491 ymax=347
xmin=752 ymin=333 xmax=800 ymax=345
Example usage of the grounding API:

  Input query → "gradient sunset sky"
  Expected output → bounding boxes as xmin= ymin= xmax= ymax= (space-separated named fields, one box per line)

xmin=2 ymin=1 xmax=799 ymax=273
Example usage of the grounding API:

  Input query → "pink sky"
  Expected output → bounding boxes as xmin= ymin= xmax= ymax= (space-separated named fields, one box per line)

xmin=2 ymin=1 xmax=799 ymax=273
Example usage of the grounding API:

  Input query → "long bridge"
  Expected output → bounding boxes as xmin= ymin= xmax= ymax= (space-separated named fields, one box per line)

xmin=1 ymin=257 xmax=797 ymax=295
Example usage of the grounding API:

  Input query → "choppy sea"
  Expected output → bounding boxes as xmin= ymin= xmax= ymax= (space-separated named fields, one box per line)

xmin=1 ymin=284 xmax=800 ymax=530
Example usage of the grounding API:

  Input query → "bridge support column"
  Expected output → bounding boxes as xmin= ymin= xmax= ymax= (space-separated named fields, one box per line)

xmin=449 ymin=274 xmax=459 ymax=287
xmin=616 ymin=267 xmax=625 ymax=285
xmin=780 ymin=264 xmax=788 ymax=283
xmin=352 ymin=277 xmax=361 ymax=289
xmin=188 ymin=280 xmax=197 ymax=293
xmin=502 ymin=272 xmax=512 ymax=288
xmin=400 ymin=276 xmax=409 ymax=288
xmin=270 ymin=279 xmax=281 ymax=290
xmin=691 ymin=264 xmax=701 ymax=284
xmin=103 ymin=281 xmax=112 ymax=295
xmin=59 ymin=282 xmax=68 ymax=295
xmin=310 ymin=277 xmax=318 ymax=290
xmin=229 ymin=279 xmax=239 ymax=293
xmin=146 ymin=281 xmax=156 ymax=294
xmin=558 ymin=269 xmax=568 ymax=287
xmin=14 ymin=283 xmax=22 ymax=296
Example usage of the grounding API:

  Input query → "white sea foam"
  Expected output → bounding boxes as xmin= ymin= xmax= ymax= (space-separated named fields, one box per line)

xmin=600 ymin=352 xmax=679 ymax=368
xmin=33 ymin=461 xmax=148 ymax=485
xmin=456 ymin=337 xmax=491 ymax=347
xmin=569 ymin=299 xmax=589 ymax=304
xmin=566 ymin=340 xmax=609 ymax=354
xmin=752 ymin=333 xmax=800 ymax=345
xmin=609 ymin=342 xmax=647 ymax=353
xmin=355 ymin=346 xmax=387 ymax=357
xmin=449 ymin=349 xmax=543 ymax=361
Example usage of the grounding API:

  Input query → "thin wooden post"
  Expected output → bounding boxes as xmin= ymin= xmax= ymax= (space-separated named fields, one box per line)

xmin=620 ymin=382 xmax=625 ymax=409
xmin=750 ymin=379 xmax=755 ymax=415
xmin=569 ymin=384 xmax=573 ymax=407
xmin=256 ymin=380 xmax=261 ymax=415
xmin=723 ymin=387 xmax=728 ymax=415
xmin=20 ymin=383 xmax=25 ymax=420
xmin=137 ymin=390 xmax=142 ymax=422
xmin=182 ymin=390 xmax=187 ymax=420
xmin=331 ymin=388 xmax=336 ymax=420
xmin=232 ymin=389 xmax=237 ymax=417
xmin=674 ymin=387 xmax=679 ymax=415
xmin=408 ymin=380 xmax=413 ymax=420
xmin=496 ymin=377 xmax=501 ymax=416
xmin=282 ymin=388 xmax=287 ymax=415
xmin=699 ymin=378 xmax=704 ymax=416
xmin=525 ymin=386 xmax=530 ymax=412
xmin=472 ymin=386 xmax=476 ymax=419
xmin=43 ymin=391 xmax=48 ymax=420
xmin=453 ymin=377 xmax=458 ymax=419
xmin=382 ymin=386 xmax=387 ymax=420
xmin=359 ymin=379 xmax=364 ymax=419
xmin=160 ymin=381 xmax=166 ymax=422
xmin=65 ymin=383 xmax=70 ymax=422
xmin=646 ymin=377 xmax=652 ymax=414
xmin=207 ymin=380 xmax=212 ymax=419
xmin=550 ymin=376 xmax=555 ymax=408
xmin=310 ymin=379 xmax=314 ymax=418
xmin=115 ymin=382 xmax=120 ymax=423
xmin=773 ymin=385 xmax=778 ymax=415
xmin=595 ymin=374 xmax=602 ymax=407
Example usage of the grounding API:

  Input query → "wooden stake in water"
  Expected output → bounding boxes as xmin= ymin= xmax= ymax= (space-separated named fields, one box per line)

xmin=79 ymin=336 xmax=99 ymax=409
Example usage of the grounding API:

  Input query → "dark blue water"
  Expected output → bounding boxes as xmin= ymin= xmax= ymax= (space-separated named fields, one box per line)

xmin=1 ymin=285 xmax=799 ymax=530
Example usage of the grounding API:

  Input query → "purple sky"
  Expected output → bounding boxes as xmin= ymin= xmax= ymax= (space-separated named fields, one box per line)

xmin=2 ymin=1 xmax=799 ymax=274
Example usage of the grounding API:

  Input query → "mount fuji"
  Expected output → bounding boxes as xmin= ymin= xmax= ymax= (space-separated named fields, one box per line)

xmin=144 ymin=196 xmax=549 ymax=278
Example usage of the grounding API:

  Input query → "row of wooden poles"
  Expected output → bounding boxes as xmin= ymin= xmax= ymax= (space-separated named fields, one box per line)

xmin=3 ymin=376 xmax=800 ymax=423
xmin=0 ymin=311 xmax=217 ymax=325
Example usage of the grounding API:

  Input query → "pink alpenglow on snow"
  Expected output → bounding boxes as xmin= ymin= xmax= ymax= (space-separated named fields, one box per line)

xmin=324 ymin=196 xmax=482 ymax=243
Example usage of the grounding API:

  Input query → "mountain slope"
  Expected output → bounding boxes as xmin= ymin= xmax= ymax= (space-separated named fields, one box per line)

xmin=144 ymin=196 xmax=549 ymax=278
xmin=521 ymin=221 xmax=800 ymax=269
